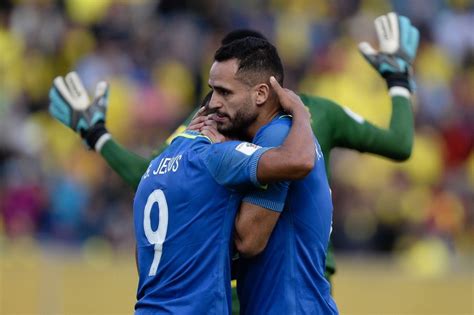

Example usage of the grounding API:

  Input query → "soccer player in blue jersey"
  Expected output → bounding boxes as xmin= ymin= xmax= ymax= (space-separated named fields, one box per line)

xmin=205 ymin=38 xmax=338 ymax=314
xmin=49 ymin=12 xmax=417 ymax=314
xmin=49 ymin=36 xmax=337 ymax=314
xmin=133 ymin=76 xmax=317 ymax=314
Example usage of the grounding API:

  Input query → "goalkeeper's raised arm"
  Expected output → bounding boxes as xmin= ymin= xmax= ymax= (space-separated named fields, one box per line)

xmin=49 ymin=72 xmax=203 ymax=190
xmin=322 ymin=12 xmax=419 ymax=161
xmin=49 ymin=72 xmax=151 ymax=189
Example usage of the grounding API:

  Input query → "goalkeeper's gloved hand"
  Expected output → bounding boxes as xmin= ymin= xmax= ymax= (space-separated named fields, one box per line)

xmin=359 ymin=12 xmax=420 ymax=92
xmin=49 ymin=71 xmax=111 ymax=151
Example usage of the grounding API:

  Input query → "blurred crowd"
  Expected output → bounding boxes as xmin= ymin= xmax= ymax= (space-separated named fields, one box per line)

xmin=0 ymin=0 xmax=472 ymax=275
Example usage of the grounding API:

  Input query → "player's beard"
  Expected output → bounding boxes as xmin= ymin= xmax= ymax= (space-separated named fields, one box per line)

xmin=216 ymin=105 xmax=257 ymax=141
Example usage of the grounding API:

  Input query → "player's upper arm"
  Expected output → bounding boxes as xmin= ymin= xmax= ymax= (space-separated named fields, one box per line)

xmin=242 ymin=119 xmax=292 ymax=212
xmin=253 ymin=117 xmax=314 ymax=182
xmin=234 ymin=119 xmax=292 ymax=257
xmin=202 ymin=141 xmax=271 ymax=191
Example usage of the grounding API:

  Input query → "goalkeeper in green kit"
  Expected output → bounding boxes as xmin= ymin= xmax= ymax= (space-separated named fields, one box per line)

xmin=49 ymin=10 xmax=419 ymax=303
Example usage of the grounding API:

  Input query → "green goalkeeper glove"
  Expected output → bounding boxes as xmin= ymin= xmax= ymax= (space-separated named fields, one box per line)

xmin=49 ymin=71 xmax=111 ymax=151
xmin=359 ymin=12 xmax=420 ymax=92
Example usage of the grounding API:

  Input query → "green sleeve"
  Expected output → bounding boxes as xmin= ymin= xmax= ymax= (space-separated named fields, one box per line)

xmin=331 ymin=95 xmax=414 ymax=161
xmin=99 ymin=106 xmax=201 ymax=190
xmin=100 ymin=139 xmax=151 ymax=190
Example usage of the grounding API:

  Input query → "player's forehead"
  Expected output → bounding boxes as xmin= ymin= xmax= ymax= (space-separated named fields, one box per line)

xmin=208 ymin=59 xmax=241 ymax=89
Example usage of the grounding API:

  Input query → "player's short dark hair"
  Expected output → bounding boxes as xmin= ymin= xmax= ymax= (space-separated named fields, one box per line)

xmin=220 ymin=29 xmax=268 ymax=45
xmin=214 ymin=37 xmax=284 ymax=86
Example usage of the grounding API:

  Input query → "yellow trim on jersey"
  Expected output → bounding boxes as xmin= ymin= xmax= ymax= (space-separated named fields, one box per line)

xmin=231 ymin=280 xmax=237 ymax=288
xmin=174 ymin=131 xmax=213 ymax=143
xmin=165 ymin=125 xmax=187 ymax=145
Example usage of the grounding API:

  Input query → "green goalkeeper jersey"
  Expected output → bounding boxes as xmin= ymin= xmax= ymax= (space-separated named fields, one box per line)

xmin=300 ymin=93 xmax=413 ymax=275
xmin=100 ymin=93 xmax=413 ymax=277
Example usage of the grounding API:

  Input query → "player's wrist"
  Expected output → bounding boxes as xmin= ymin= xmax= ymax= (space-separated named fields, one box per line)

xmin=388 ymin=86 xmax=411 ymax=98
xmin=94 ymin=133 xmax=112 ymax=152
xmin=289 ymin=104 xmax=310 ymax=120
xmin=82 ymin=123 xmax=111 ymax=152
xmin=383 ymin=71 xmax=411 ymax=92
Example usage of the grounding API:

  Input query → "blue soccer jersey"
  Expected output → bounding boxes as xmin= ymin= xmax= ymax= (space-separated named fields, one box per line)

xmin=133 ymin=131 xmax=271 ymax=314
xmin=237 ymin=115 xmax=339 ymax=314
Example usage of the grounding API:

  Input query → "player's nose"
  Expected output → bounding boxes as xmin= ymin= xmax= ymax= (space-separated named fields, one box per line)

xmin=208 ymin=93 xmax=222 ymax=110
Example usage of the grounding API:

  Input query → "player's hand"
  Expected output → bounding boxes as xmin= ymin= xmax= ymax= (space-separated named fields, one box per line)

xmin=187 ymin=107 xmax=208 ymax=131
xmin=358 ymin=12 xmax=419 ymax=91
xmin=187 ymin=110 xmax=227 ymax=143
xmin=270 ymin=76 xmax=309 ymax=119
xmin=200 ymin=115 xmax=227 ymax=143
xmin=200 ymin=124 xmax=226 ymax=143
xmin=49 ymin=71 xmax=111 ymax=151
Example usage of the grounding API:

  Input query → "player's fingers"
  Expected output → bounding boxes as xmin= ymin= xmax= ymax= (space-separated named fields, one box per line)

xmin=64 ymin=72 xmax=90 ymax=110
xmin=269 ymin=76 xmax=285 ymax=97
xmin=65 ymin=72 xmax=89 ymax=106
xmin=380 ymin=15 xmax=390 ymax=41
xmin=95 ymin=81 xmax=109 ymax=98
xmin=188 ymin=120 xmax=206 ymax=131
xmin=188 ymin=115 xmax=207 ymax=131
xmin=187 ymin=122 xmax=204 ymax=131
xmin=358 ymin=41 xmax=377 ymax=56
xmin=407 ymin=26 xmax=420 ymax=60
xmin=64 ymin=72 xmax=83 ymax=99
xmin=283 ymin=88 xmax=298 ymax=97
xmin=53 ymin=76 xmax=75 ymax=106
xmin=189 ymin=115 xmax=207 ymax=126
xmin=358 ymin=42 xmax=379 ymax=67
xmin=203 ymin=125 xmax=226 ymax=142
xmin=201 ymin=125 xmax=217 ymax=132
xmin=374 ymin=16 xmax=387 ymax=49
xmin=200 ymin=129 xmax=213 ymax=140
xmin=204 ymin=116 xmax=218 ymax=128
xmin=201 ymin=126 xmax=219 ymax=142
xmin=271 ymin=76 xmax=296 ymax=106
xmin=387 ymin=12 xmax=399 ymax=43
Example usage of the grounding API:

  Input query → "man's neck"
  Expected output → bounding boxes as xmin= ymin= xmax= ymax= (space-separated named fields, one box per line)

xmin=246 ymin=104 xmax=281 ymax=139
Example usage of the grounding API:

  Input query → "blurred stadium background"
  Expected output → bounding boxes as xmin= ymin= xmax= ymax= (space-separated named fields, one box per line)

xmin=0 ymin=0 xmax=473 ymax=314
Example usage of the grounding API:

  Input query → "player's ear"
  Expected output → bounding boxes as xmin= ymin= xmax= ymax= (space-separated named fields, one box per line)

xmin=254 ymin=83 xmax=270 ymax=106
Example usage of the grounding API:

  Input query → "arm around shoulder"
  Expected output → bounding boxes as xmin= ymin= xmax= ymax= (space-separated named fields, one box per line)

xmin=255 ymin=78 xmax=316 ymax=184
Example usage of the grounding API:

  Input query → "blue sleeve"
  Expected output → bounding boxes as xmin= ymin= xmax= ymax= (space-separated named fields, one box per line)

xmin=202 ymin=141 xmax=272 ymax=190
xmin=243 ymin=118 xmax=291 ymax=212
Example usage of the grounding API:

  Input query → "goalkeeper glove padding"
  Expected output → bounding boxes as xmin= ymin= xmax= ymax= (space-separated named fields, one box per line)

xmin=49 ymin=72 xmax=111 ymax=151
xmin=359 ymin=12 xmax=420 ymax=92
